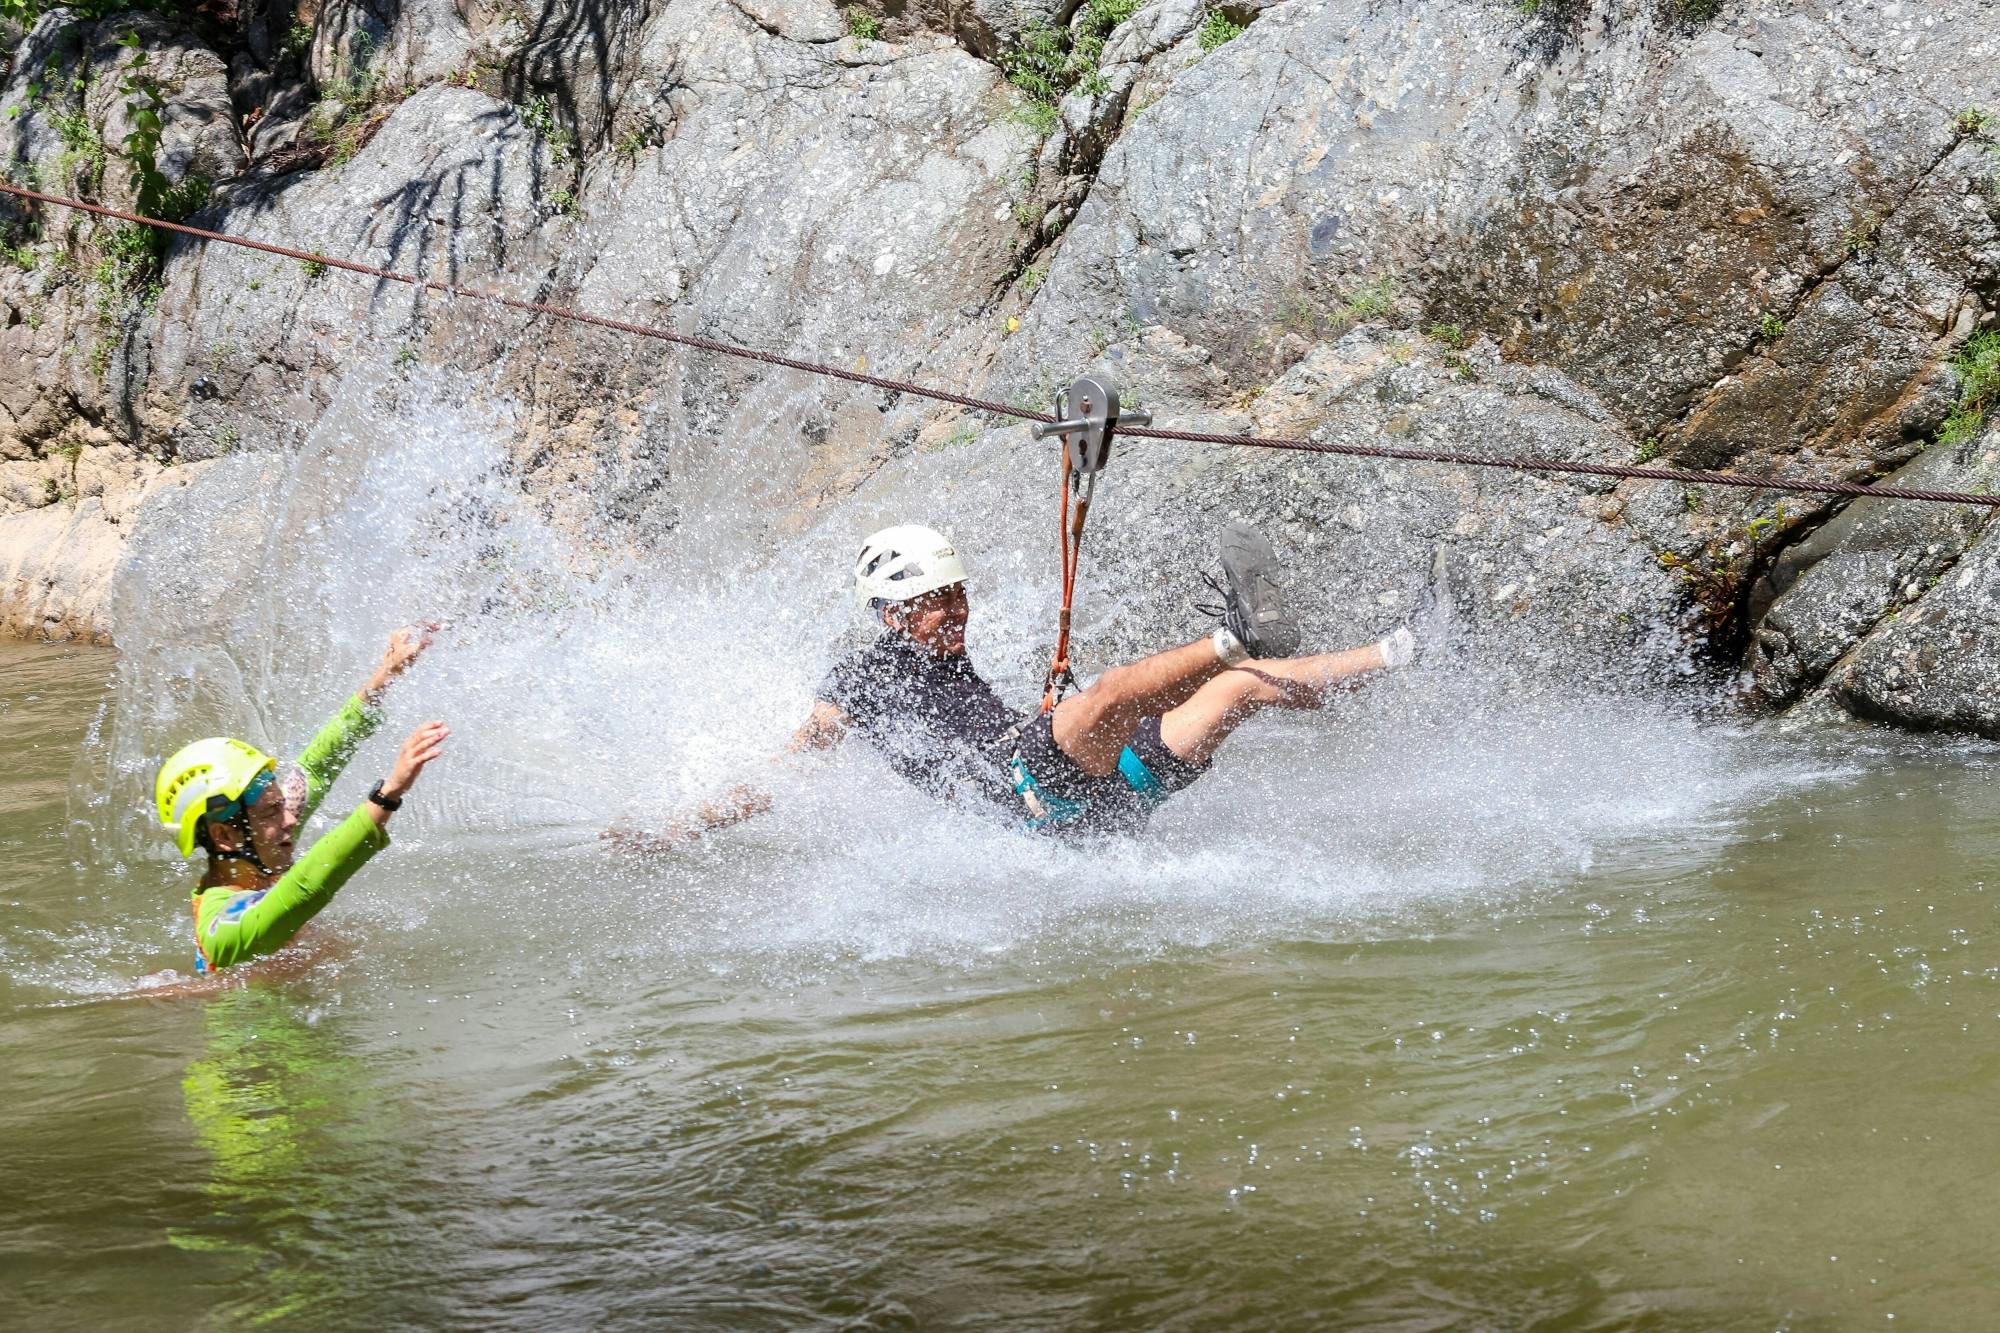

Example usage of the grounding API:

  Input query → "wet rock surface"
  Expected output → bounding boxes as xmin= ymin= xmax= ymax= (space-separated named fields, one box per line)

xmin=0 ymin=0 xmax=1995 ymax=738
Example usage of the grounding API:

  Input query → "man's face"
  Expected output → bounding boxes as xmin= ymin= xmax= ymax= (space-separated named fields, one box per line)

xmin=209 ymin=774 xmax=299 ymax=873
xmin=884 ymin=583 xmax=969 ymax=655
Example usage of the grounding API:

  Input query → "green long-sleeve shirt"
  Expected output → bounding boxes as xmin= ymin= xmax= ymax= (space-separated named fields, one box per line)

xmin=190 ymin=696 xmax=386 ymax=973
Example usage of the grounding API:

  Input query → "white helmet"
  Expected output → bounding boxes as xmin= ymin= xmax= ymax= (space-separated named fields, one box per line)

xmin=853 ymin=524 xmax=967 ymax=609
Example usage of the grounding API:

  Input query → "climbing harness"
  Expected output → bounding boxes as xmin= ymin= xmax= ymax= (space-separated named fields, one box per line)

xmin=1006 ymin=748 xmax=1084 ymax=831
xmin=998 ymin=722 xmax=1167 ymax=834
xmin=3 ymin=181 xmax=1995 ymax=509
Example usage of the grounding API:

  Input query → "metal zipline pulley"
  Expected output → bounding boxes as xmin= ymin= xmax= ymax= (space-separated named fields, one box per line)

xmin=1031 ymin=373 xmax=1152 ymax=484
xmin=1029 ymin=372 xmax=1150 ymax=712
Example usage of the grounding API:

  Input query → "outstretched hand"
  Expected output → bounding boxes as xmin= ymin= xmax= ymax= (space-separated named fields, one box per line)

xmin=382 ymin=721 xmax=449 ymax=801
xmin=601 ymin=818 xmax=698 ymax=859
xmin=602 ymin=784 xmax=773 ymax=859
xmin=363 ymin=622 xmax=440 ymax=699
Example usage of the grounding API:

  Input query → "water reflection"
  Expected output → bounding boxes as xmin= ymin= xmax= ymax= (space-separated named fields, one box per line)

xmin=169 ymin=982 xmax=414 ymax=1328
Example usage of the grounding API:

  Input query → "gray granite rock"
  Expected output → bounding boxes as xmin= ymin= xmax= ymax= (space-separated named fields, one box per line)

xmin=0 ymin=0 xmax=1995 ymax=746
xmin=1829 ymin=515 xmax=2000 ymax=739
xmin=1747 ymin=436 xmax=1999 ymax=708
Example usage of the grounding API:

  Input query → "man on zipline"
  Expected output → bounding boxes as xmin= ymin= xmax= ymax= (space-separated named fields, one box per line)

xmin=617 ymin=523 xmax=1415 ymax=845
xmin=152 ymin=626 xmax=449 ymax=973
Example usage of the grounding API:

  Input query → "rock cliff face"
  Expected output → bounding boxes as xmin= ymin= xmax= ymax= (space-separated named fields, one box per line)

xmin=0 ymin=0 xmax=1995 ymax=735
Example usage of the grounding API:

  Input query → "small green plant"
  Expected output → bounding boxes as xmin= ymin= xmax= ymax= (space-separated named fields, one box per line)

xmin=1019 ymin=262 xmax=1046 ymax=293
xmin=1516 ymin=0 xmax=1541 ymax=12
xmin=518 ymin=94 xmax=575 ymax=159
xmin=1936 ymin=330 xmax=2000 ymax=449
xmin=844 ymin=7 xmax=881 ymax=41
xmin=283 ymin=18 xmax=313 ymax=58
xmin=90 ymin=222 xmax=153 ymax=317
xmin=1198 ymin=10 xmax=1245 ymax=50
xmin=614 ymin=128 xmax=649 ymax=159
xmin=88 ymin=333 xmax=114 ymax=378
xmin=1013 ymin=199 xmax=1039 ymax=230
xmin=1276 ymin=293 xmax=1317 ymax=337
xmin=299 ymin=258 xmax=327 ymax=279
xmin=1338 ymin=273 xmax=1397 ymax=323
xmin=1677 ymin=0 xmax=1722 ymax=19
xmin=396 ymin=344 xmax=418 ymax=367
xmin=2 ymin=238 xmax=37 ymax=269
xmin=41 ymin=477 xmax=60 ymax=504
xmin=1953 ymin=107 xmax=1992 ymax=137
xmin=216 ymin=423 xmax=240 ymax=449
xmin=246 ymin=278 xmax=261 ymax=291
xmin=1087 ymin=327 xmax=1109 ymax=354
xmin=1003 ymin=0 xmax=1144 ymax=135
xmin=549 ymin=186 xmax=576 ymax=214
xmin=43 ymin=104 xmax=106 ymax=194
xmin=116 ymin=33 xmax=173 ymax=224
xmin=1843 ymin=211 xmax=1883 ymax=258
xmin=1743 ymin=505 xmax=1786 ymax=542
xmin=1426 ymin=322 xmax=1466 ymax=349
xmin=323 ymin=30 xmax=380 ymax=105
xmin=1759 ymin=311 xmax=1785 ymax=341
xmin=1635 ymin=436 xmax=1661 ymax=463
xmin=1684 ymin=489 xmax=1701 ymax=512
xmin=1443 ymin=353 xmax=1477 ymax=381
xmin=945 ymin=422 xmax=977 ymax=448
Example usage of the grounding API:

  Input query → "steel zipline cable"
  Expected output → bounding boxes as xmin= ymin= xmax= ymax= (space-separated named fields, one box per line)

xmin=5 ymin=180 xmax=1996 ymax=511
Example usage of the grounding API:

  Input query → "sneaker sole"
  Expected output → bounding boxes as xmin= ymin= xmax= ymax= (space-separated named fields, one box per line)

xmin=1218 ymin=522 xmax=1299 ymax=658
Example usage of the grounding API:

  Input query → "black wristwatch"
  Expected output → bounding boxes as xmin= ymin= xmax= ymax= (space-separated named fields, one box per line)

xmin=368 ymin=780 xmax=403 ymax=811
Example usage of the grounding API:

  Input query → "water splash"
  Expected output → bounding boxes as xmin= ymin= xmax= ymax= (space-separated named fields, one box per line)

xmin=77 ymin=368 xmax=1854 ymax=980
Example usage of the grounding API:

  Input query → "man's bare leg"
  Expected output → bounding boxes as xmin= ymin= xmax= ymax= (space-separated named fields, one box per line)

xmin=1050 ymin=637 xmax=1229 ymax=775
xmin=1156 ymin=642 xmax=1393 ymax=767
xmin=1051 ymin=521 xmax=1309 ymax=776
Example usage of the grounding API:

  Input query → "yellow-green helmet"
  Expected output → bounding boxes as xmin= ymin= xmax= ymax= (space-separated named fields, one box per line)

xmin=155 ymin=738 xmax=277 ymax=858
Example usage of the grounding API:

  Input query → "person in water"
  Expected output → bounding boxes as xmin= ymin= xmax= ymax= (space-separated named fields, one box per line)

xmin=153 ymin=626 xmax=449 ymax=973
xmin=616 ymin=523 xmax=1416 ymax=845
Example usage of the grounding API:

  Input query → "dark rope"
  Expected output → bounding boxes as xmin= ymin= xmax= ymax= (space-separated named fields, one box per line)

xmin=7 ymin=181 xmax=1994 ymax=509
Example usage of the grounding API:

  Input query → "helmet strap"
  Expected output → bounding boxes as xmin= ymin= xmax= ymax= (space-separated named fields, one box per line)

xmin=201 ymin=798 xmax=270 ymax=874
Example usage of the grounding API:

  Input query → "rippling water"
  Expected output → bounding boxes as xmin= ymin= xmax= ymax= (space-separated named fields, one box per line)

xmin=6 ymin=380 xmax=2000 ymax=1329
xmin=6 ymin=629 xmax=1999 ymax=1330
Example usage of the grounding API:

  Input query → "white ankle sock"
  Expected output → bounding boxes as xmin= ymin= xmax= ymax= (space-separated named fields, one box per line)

xmin=1378 ymin=626 xmax=1416 ymax=669
xmin=1213 ymin=626 xmax=1250 ymax=666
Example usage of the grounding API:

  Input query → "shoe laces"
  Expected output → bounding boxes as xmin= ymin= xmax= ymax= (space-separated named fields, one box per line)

xmin=1191 ymin=570 xmax=1229 ymax=620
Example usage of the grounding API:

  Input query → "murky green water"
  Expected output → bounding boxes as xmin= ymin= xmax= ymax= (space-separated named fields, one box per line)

xmin=5 ymin=638 xmax=1999 ymax=1331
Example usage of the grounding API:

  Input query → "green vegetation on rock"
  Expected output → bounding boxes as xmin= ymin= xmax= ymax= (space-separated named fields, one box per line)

xmin=1198 ymin=11 xmax=1245 ymax=51
xmin=517 ymin=94 xmax=575 ymax=160
xmin=1937 ymin=331 xmax=2000 ymax=449
xmin=1003 ymin=0 xmax=1143 ymax=136
xmin=844 ymin=8 xmax=881 ymax=42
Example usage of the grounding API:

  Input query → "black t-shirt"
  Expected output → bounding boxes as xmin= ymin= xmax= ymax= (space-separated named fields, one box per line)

xmin=818 ymin=633 xmax=1022 ymax=811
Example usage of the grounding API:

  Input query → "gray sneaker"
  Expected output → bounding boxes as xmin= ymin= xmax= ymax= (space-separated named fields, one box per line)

xmin=1215 ymin=522 xmax=1300 ymax=659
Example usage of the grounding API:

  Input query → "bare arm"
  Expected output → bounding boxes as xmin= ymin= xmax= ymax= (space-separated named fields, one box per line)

xmin=787 ymin=699 xmax=850 ymax=754
xmin=603 ymin=702 xmax=850 ymax=855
